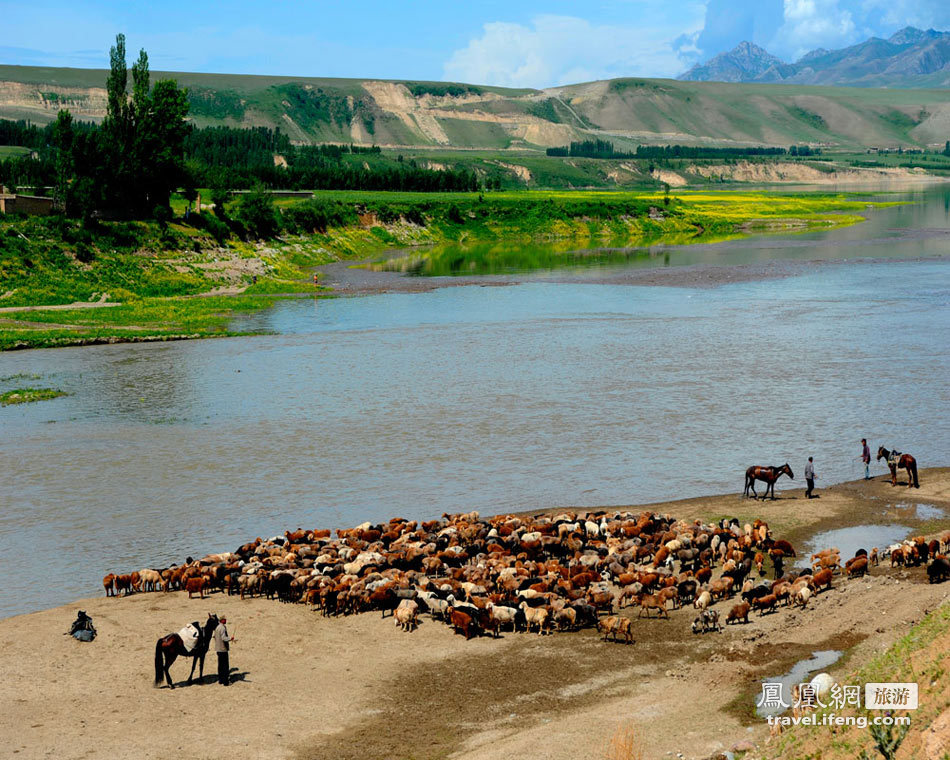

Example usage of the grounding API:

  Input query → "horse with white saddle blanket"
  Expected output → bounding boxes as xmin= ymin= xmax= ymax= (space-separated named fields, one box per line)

xmin=154 ymin=613 xmax=218 ymax=688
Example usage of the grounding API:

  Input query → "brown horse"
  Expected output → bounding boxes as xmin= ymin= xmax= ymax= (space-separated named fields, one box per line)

xmin=154 ymin=613 xmax=218 ymax=688
xmin=877 ymin=447 xmax=919 ymax=488
xmin=744 ymin=463 xmax=794 ymax=500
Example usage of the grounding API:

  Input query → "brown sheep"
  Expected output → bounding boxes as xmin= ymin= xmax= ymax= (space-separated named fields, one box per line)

xmin=726 ymin=601 xmax=750 ymax=624
xmin=637 ymin=594 xmax=669 ymax=619
xmin=752 ymin=594 xmax=778 ymax=615
xmin=810 ymin=568 xmax=834 ymax=593
xmin=102 ymin=573 xmax=116 ymax=597
xmin=185 ymin=576 xmax=208 ymax=599
xmin=845 ymin=557 xmax=868 ymax=578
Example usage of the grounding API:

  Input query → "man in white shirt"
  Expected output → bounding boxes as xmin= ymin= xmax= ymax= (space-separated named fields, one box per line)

xmin=805 ymin=457 xmax=816 ymax=499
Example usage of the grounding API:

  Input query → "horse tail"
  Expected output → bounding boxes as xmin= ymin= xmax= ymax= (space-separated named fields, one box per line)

xmin=910 ymin=459 xmax=919 ymax=488
xmin=154 ymin=639 xmax=164 ymax=685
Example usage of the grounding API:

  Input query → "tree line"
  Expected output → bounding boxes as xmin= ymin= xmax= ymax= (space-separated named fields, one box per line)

xmin=0 ymin=36 xmax=481 ymax=222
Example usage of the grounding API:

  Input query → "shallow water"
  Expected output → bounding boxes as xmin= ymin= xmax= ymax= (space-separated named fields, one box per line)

xmin=0 ymin=189 xmax=948 ymax=617
xmin=796 ymin=525 xmax=913 ymax=568
xmin=884 ymin=502 xmax=946 ymax=521
xmin=756 ymin=650 xmax=843 ymax=718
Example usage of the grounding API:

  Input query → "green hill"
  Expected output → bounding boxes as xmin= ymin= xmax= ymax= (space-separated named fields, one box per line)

xmin=2 ymin=63 xmax=950 ymax=150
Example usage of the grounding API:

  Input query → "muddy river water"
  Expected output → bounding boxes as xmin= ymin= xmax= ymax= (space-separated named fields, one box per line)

xmin=1 ymin=187 xmax=948 ymax=616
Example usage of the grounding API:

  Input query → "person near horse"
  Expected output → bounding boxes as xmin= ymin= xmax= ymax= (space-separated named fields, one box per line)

xmin=804 ymin=457 xmax=817 ymax=499
xmin=213 ymin=616 xmax=234 ymax=686
xmin=66 ymin=610 xmax=96 ymax=642
xmin=861 ymin=439 xmax=871 ymax=480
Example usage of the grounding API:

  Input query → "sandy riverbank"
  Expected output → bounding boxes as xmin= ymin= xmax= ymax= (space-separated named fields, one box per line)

xmin=2 ymin=469 xmax=949 ymax=760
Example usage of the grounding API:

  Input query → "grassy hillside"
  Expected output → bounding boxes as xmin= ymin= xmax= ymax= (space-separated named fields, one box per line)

xmin=767 ymin=603 xmax=950 ymax=760
xmin=2 ymin=64 xmax=950 ymax=150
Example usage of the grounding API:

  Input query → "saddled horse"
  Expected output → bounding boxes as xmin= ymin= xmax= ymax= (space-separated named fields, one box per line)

xmin=744 ymin=463 xmax=794 ymax=500
xmin=877 ymin=446 xmax=919 ymax=488
xmin=154 ymin=613 xmax=218 ymax=688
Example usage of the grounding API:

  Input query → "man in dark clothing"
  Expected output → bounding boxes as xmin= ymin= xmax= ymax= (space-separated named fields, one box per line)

xmin=805 ymin=457 xmax=816 ymax=499
xmin=213 ymin=616 xmax=234 ymax=685
xmin=861 ymin=439 xmax=871 ymax=480
xmin=66 ymin=610 xmax=96 ymax=642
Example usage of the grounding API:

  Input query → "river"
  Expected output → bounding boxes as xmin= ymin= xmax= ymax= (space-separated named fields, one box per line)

xmin=0 ymin=186 xmax=948 ymax=617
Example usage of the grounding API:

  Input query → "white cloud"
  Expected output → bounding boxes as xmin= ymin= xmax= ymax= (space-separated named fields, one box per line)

xmin=443 ymin=11 xmax=704 ymax=88
xmin=770 ymin=0 xmax=859 ymax=59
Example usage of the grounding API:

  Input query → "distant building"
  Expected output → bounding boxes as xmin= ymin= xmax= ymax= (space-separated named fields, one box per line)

xmin=0 ymin=186 xmax=55 ymax=216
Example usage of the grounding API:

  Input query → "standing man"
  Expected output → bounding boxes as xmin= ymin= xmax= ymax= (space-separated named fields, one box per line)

xmin=804 ymin=457 xmax=816 ymax=499
xmin=861 ymin=439 xmax=871 ymax=480
xmin=213 ymin=616 xmax=234 ymax=686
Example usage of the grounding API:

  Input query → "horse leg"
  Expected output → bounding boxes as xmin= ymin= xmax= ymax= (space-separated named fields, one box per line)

xmin=188 ymin=655 xmax=198 ymax=684
xmin=749 ymin=480 xmax=758 ymax=500
xmin=890 ymin=465 xmax=897 ymax=486
xmin=198 ymin=652 xmax=205 ymax=681
xmin=164 ymin=651 xmax=175 ymax=689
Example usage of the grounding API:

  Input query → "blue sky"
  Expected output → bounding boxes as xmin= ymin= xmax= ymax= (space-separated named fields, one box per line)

xmin=2 ymin=1 xmax=949 ymax=87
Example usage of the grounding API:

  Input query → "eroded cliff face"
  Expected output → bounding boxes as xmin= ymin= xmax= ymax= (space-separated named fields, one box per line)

xmin=2 ymin=65 xmax=950 ymax=151
xmin=0 ymin=81 xmax=108 ymax=121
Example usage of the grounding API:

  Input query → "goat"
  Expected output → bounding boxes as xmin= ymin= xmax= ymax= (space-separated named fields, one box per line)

xmin=691 ymin=609 xmax=721 ymax=633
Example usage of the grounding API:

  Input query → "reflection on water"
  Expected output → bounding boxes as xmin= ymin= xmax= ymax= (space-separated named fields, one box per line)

xmin=0 ymin=189 xmax=948 ymax=617
xmin=796 ymin=525 xmax=912 ymax=568
xmin=368 ymin=185 xmax=950 ymax=277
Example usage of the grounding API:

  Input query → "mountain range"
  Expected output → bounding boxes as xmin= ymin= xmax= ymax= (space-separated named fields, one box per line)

xmin=680 ymin=27 xmax=950 ymax=88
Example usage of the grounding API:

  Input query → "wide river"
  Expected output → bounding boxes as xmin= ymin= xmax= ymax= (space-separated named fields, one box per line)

xmin=1 ymin=187 xmax=948 ymax=617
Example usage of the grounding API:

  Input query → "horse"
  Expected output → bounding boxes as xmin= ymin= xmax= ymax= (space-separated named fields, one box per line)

xmin=154 ymin=613 xmax=218 ymax=688
xmin=743 ymin=463 xmax=794 ymax=500
xmin=877 ymin=447 xmax=919 ymax=488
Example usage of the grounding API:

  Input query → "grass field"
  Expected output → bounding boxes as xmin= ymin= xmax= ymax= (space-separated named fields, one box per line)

xmin=0 ymin=145 xmax=31 ymax=160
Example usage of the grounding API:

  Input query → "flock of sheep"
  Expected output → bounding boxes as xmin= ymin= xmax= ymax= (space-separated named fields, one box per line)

xmin=102 ymin=511 xmax=950 ymax=642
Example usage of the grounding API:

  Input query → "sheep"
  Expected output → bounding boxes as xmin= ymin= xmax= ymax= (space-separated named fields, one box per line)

xmin=725 ymin=601 xmax=750 ymax=625
xmin=487 ymin=603 xmax=517 ymax=636
xmin=518 ymin=601 xmax=549 ymax=635
xmin=928 ymin=557 xmax=950 ymax=584
xmin=693 ymin=590 xmax=712 ymax=611
xmin=553 ymin=607 xmax=577 ymax=632
xmin=795 ymin=586 xmax=812 ymax=608
xmin=637 ymin=593 xmax=669 ymax=619
xmin=752 ymin=594 xmax=777 ymax=615
xmin=845 ymin=557 xmax=869 ymax=578
xmin=394 ymin=599 xmax=419 ymax=632
xmin=810 ymin=568 xmax=834 ymax=593
xmin=446 ymin=606 xmax=476 ymax=640
xmin=598 ymin=615 xmax=634 ymax=644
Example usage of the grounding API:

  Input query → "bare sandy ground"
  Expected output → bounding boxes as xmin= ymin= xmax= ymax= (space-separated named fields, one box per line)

xmin=2 ymin=470 xmax=949 ymax=760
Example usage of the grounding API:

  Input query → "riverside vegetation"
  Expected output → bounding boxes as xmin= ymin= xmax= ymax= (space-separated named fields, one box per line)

xmin=0 ymin=34 xmax=903 ymax=351
xmin=0 ymin=188 xmax=893 ymax=350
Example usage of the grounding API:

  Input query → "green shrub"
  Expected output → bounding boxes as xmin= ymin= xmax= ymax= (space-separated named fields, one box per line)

xmin=237 ymin=188 xmax=281 ymax=239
